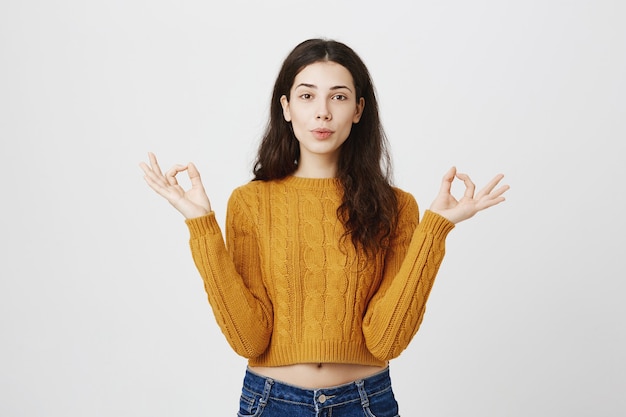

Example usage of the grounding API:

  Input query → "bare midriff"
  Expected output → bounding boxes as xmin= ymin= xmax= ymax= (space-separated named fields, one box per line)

xmin=249 ymin=362 xmax=388 ymax=389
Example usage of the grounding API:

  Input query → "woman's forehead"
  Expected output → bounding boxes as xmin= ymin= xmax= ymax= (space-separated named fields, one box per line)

xmin=292 ymin=61 xmax=355 ymax=90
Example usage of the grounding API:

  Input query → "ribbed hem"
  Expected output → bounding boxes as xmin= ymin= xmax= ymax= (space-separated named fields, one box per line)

xmin=247 ymin=340 xmax=387 ymax=367
xmin=185 ymin=212 xmax=222 ymax=237
xmin=420 ymin=210 xmax=455 ymax=238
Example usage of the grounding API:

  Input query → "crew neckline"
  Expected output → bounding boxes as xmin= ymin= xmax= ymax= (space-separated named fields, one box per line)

xmin=280 ymin=175 xmax=341 ymax=189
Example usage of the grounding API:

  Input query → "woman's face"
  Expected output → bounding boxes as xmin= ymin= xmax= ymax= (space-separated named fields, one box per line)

xmin=280 ymin=61 xmax=364 ymax=173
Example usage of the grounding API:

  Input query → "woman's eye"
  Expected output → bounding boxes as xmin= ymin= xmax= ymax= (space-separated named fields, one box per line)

xmin=300 ymin=93 xmax=312 ymax=100
xmin=333 ymin=94 xmax=347 ymax=101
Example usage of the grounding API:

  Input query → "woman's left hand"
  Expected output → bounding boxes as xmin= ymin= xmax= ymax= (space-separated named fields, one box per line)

xmin=429 ymin=166 xmax=509 ymax=224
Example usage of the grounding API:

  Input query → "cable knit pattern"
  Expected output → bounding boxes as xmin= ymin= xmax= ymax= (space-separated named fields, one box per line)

xmin=185 ymin=176 xmax=454 ymax=366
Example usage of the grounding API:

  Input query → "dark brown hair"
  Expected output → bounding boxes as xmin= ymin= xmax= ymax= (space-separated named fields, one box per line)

xmin=253 ymin=38 xmax=398 ymax=255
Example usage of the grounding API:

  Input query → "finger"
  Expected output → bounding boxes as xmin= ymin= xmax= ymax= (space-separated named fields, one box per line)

xmin=187 ymin=162 xmax=204 ymax=188
xmin=476 ymin=174 xmax=505 ymax=199
xmin=165 ymin=164 xmax=188 ymax=186
xmin=140 ymin=161 xmax=169 ymax=189
xmin=475 ymin=184 xmax=509 ymax=212
xmin=142 ymin=171 xmax=169 ymax=196
xmin=487 ymin=184 xmax=510 ymax=200
xmin=456 ymin=173 xmax=475 ymax=199
xmin=438 ymin=166 xmax=456 ymax=193
xmin=476 ymin=195 xmax=506 ymax=211
xmin=139 ymin=161 xmax=152 ymax=175
xmin=148 ymin=152 xmax=164 ymax=176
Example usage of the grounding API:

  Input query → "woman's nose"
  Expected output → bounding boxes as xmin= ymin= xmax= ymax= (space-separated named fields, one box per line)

xmin=316 ymin=102 xmax=332 ymax=120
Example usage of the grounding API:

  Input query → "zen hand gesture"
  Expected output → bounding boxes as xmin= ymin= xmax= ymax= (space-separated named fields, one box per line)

xmin=139 ymin=152 xmax=211 ymax=219
xmin=429 ymin=167 xmax=509 ymax=224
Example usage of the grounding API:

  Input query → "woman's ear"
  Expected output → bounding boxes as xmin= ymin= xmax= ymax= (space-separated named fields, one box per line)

xmin=353 ymin=97 xmax=365 ymax=123
xmin=280 ymin=95 xmax=291 ymax=122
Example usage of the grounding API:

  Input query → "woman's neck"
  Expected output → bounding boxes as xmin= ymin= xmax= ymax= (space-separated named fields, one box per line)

xmin=294 ymin=155 xmax=338 ymax=178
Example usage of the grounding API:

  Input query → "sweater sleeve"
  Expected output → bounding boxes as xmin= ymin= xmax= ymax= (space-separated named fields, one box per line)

xmin=362 ymin=191 xmax=455 ymax=361
xmin=185 ymin=189 xmax=273 ymax=358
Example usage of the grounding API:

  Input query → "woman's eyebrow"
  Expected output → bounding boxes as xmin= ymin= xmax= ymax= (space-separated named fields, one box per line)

xmin=294 ymin=83 xmax=353 ymax=92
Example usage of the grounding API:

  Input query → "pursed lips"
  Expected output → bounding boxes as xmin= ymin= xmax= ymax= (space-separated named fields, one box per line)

xmin=311 ymin=128 xmax=334 ymax=139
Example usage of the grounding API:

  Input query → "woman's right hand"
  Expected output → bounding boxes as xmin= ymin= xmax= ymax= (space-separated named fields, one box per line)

xmin=139 ymin=152 xmax=211 ymax=219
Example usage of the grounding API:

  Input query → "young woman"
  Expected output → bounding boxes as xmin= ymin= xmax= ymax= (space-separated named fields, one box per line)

xmin=140 ymin=38 xmax=508 ymax=417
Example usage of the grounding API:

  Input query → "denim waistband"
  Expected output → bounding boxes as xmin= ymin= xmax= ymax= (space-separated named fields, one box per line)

xmin=242 ymin=366 xmax=392 ymax=409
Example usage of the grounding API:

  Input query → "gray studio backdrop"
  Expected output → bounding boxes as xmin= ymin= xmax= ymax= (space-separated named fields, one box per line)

xmin=1 ymin=0 xmax=624 ymax=416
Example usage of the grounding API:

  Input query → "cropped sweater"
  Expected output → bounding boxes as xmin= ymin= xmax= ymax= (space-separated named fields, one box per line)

xmin=185 ymin=176 xmax=455 ymax=367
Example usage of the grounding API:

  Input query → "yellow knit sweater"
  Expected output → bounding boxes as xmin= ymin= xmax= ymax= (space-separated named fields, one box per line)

xmin=185 ymin=176 xmax=455 ymax=367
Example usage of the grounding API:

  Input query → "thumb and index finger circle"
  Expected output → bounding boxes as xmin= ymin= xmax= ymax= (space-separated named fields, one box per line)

xmin=165 ymin=164 xmax=189 ymax=185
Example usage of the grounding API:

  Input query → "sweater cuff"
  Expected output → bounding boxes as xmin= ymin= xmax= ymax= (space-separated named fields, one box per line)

xmin=421 ymin=210 xmax=455 ymax=238
xmin=185 ymin=212 xmax=222 ymax=238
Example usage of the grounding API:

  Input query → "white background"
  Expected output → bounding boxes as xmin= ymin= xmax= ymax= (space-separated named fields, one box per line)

xmin=1 ymin=0 xmax=624 ymax=416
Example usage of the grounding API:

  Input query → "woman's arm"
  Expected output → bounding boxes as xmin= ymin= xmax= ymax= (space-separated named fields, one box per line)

xmin=186 ymin=197 xmax=273 ymax=358
xmin=362 ymin=168 xmax=508 ymax=360
xmin=362 ymin=194 xmax=453 ymax=360
xmin=140 ymin=153 xmax=273 ymax=358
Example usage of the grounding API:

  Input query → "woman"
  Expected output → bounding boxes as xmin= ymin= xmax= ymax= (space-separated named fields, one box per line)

xmin=140 ymin=38 xmax=508 ymax=417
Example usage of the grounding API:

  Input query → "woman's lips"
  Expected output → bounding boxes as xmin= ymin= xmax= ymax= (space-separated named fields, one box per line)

xmin=312 ymin=128 xmax=334 ymax=139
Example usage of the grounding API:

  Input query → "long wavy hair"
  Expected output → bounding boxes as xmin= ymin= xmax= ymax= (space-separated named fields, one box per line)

xmin=253 ymin=38 xmax=398 ymax=255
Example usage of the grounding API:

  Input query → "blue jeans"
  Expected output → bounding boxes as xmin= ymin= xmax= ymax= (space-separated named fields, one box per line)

xmin=237 ymin=366 xmax=400 ymax=417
